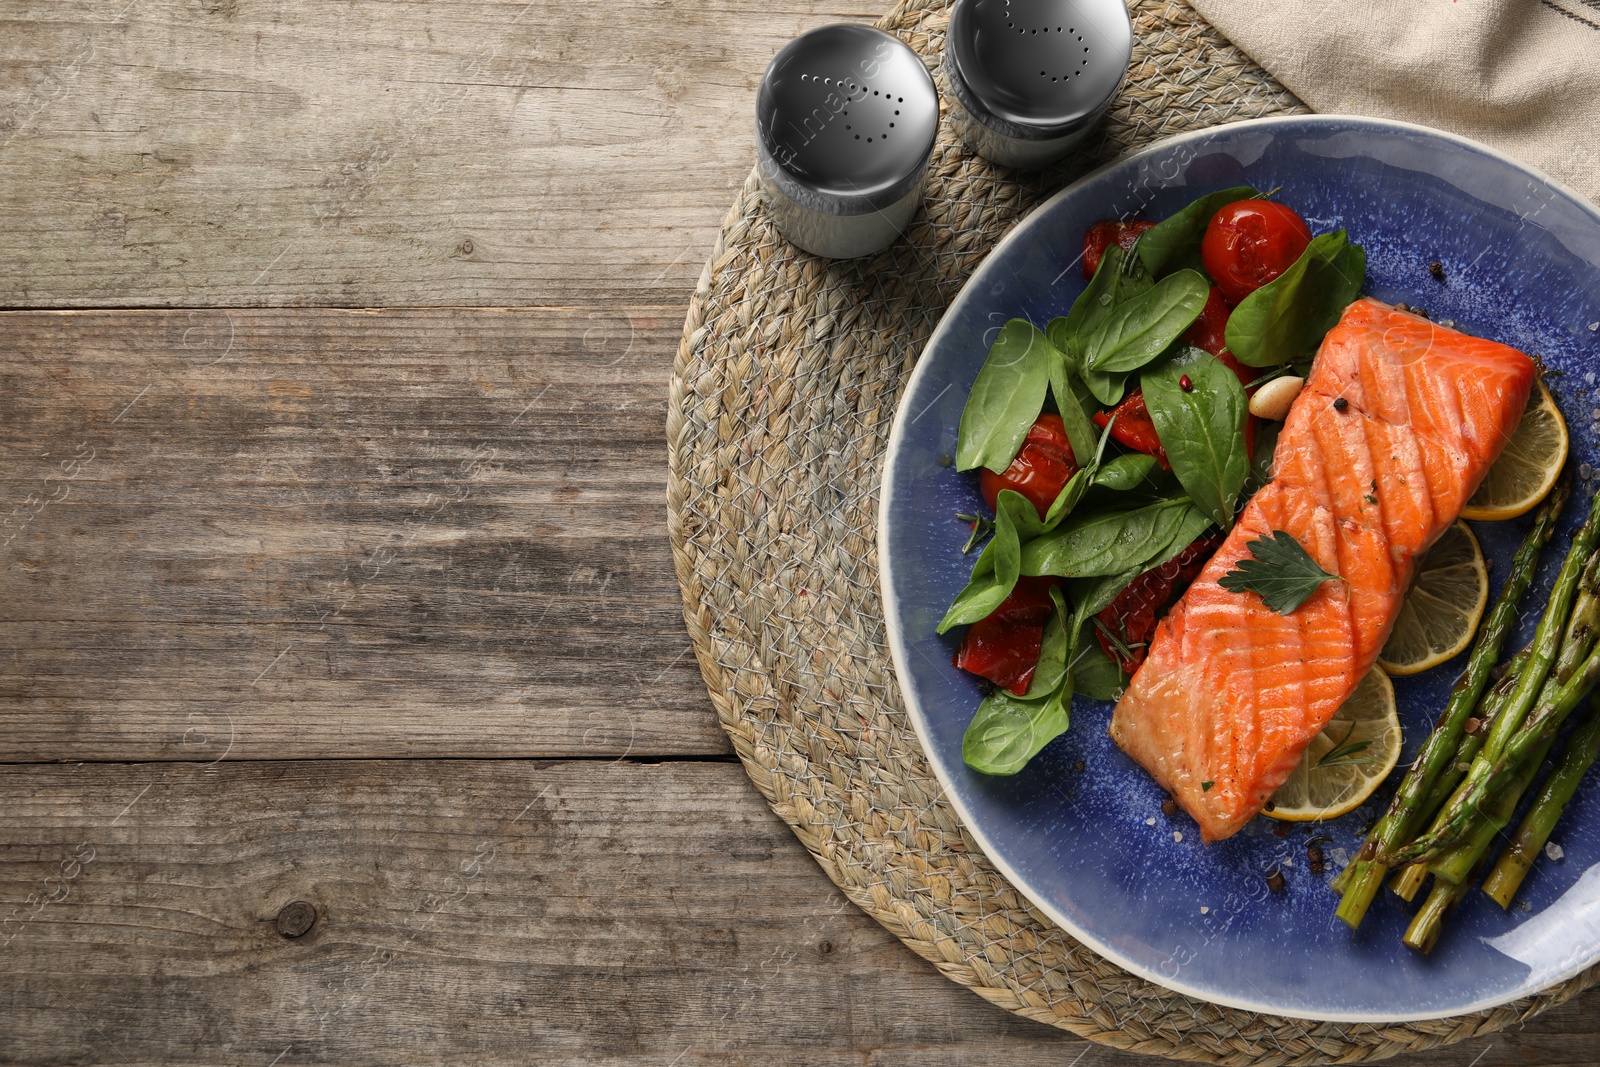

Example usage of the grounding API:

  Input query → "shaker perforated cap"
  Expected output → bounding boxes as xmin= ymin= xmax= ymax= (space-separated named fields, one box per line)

xmin=756 ymin=24 xmax=939 ymax=215
xmin=947 ymin=0 xmax=1131 ymax=139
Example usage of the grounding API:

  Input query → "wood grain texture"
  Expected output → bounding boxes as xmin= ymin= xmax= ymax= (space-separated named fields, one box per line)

xmin=0 ymin=0 xmax=875 ymax=309
xmin=0 ymin=307 xmax=725 ymax=760
xmin=4 ymin=758 xmax=1577 ymax=1067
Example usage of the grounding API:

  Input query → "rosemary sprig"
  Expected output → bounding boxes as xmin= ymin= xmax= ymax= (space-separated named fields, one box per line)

xmin=1317 ymin=721 xmax=1375 ymax=769
xmin=956 ymin=512 xmax=995 ymax=554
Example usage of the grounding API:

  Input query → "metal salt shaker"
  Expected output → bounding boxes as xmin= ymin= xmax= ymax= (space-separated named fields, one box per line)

xmin=943 ymin=0 xmax=1132 ymax=169
xmin=755 ymin=25 xmax=940 ymax=259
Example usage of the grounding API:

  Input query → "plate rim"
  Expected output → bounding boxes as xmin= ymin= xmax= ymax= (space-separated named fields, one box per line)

xmin=876 ymin=112 xmax=1600 ymax=1023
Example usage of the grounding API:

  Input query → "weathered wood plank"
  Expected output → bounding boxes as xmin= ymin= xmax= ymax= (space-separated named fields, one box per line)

xmin=0 ymin=307 xmax=724 ymax=760
xmin=0 ymin=0 xmax=876 ymax=309
xmin=4 ymin=758 xmax=1576 ymax=1066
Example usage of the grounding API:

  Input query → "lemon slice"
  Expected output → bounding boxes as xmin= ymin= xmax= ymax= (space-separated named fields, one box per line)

xmin=1265 ymin=667 xmax=1401 ymax=822
xmin=1461 ymin=380 xmax=1567 ymax=521
xmin=1377 ymin=521 xmax=1488 ymax=676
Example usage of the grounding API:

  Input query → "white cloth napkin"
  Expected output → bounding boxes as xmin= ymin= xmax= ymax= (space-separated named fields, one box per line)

xmin=1187 ymin=0 xmax=1600 ymax=207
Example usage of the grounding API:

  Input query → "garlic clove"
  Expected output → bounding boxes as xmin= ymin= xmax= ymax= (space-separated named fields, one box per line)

xmin=1249 ymin=375 xmax=1306 ymax=421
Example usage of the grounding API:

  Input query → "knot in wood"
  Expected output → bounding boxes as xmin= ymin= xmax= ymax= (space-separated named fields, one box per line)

xmin=275 ymin=899 xmax=317 ymax=938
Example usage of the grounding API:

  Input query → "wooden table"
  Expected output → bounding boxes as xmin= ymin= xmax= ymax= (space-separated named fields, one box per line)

xmin=0 ymin=3 xmax=1593 ymax=1062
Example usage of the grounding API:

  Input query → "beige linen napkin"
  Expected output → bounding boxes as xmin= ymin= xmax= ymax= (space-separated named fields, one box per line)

xmin=1186 ymin=0 xmax=1600 ymax=206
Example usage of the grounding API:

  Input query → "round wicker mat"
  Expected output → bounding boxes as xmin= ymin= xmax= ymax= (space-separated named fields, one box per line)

xmin=665 ymin=1 xmax=1599 ymax=1060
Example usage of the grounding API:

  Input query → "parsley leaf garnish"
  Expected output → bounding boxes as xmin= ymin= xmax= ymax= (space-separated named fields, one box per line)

xmin=1217 ymin=529 xmax=1341 ymax=614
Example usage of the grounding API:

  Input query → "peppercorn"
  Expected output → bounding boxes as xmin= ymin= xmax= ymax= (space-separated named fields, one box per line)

xmin=1307 ymin=844 xmax=1324 ymax=875
xmin=1266 ymin=869 xmax=1286 ymax=894
xmin=1160 ymin=797 xmax=1178 ymax=817
xmin=1428 ymin=260 xmax=1445 ymax=281
xmin=1333 ymin=397 xmax=1349 ymax=412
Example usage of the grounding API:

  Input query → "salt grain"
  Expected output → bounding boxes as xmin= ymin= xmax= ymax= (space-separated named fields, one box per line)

xmin=1146 ymin=817 xmax=1157 ymax=826
xmin=1200 ymin=906 xmax=1210 ymax=914
xmin=1546 ymin=841 xmax=1565 ymax=862
xmin=1173 ymin=831 xmax=1183 ymax=843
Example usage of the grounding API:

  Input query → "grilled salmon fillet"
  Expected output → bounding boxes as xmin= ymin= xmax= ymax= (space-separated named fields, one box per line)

xmin=1109 ymin=298 xmax=1537 ymax=841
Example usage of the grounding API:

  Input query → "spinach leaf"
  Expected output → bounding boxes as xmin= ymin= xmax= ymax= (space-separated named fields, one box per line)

xmin=1025 ymin=586 xmax=1072 ymax=698
xmin=1143 ymin=347 xmax=1250 ymax=527
xmin=1150 ymin=501 xmax=1217 ymax=570
xmin=937 ymin=490 xmax=1039 ymax=633
xmin=1045 ymin=340 xmax=1101 ymax=467
xmin=1225 ymin=230 xmax=1367 ymax=367
xmin=1040 ymin=414 xmax=1116 ymax=531
xmin=1093 ymin=452 xmax=1160 ymax=492
xmin=1058 ymin=504 xmax=1214 ymax=632
xmin=965 ymin=585 xmax=1077 ymax=775
xmin=1069 ymin=628 xmax=1128 ymax=701
xmin=1082 ymin=269 xmax=1211 ymax=374
xmin=1061 ymin=501 xmax=1214 ymax=608
xmin=956 ymin=319 xmax=1053 ymax=473
xmin=1048 ymin=244 xmax=1151 ymax=407
xmin=1135 ymin=185 xmax=1261 ymax=278
xmin=1042 ymin=466 xmax=1093 ymax=532
xmin=1069 ymin=346 xmax=1127 ymax=408
xmin=962 ymin=683 xmax=1071 ymax=776
xmin=1021 ymin=496 xmax=1197 ymax=578
xmin=1067 ymin=568 xmax=1142 ymax=619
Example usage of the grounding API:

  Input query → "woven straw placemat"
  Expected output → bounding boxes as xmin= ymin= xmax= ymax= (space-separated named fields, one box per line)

xmin=665 ymin=1 xmax=1600 ymax=1060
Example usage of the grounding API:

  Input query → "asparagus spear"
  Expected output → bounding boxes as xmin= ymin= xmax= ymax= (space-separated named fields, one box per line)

xmin=1389 ymin=861 xmax=1429 ymax=902
xmin=1388 ymin=640 xmax=1600 ymax=866
xmin=1483 ymin=693 xmax=1600 ymax=907
xmin=1428 ymin=726 xmax=1563 ymax=885
xmin=1334 ymin=487 xmax=1567 ymax=928
xmin=1385 ymin=488 xmax=1600 ymax=867
xmin=1427 ymin=571 xmax=1600 ymax=886
xmin=1402 ymin=728 xmax=1566 ymax=949
xmin=1419 ymin=648 xmax=1531 ymax=816
xmin=1387 ymin=658 xmax=1534 ymax=902
xmin=1403 ymin=871 xmax=1473 ymax=954
xmin=1403 ymin=665 xmax=1599 ymax=946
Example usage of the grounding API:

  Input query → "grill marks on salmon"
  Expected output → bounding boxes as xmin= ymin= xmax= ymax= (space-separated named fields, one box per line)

xmin=1109 ymin=299 xmax=1537 ymax=842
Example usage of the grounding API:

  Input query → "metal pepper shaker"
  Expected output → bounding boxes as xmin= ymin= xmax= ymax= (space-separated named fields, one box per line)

xmin=943 ymin=0 xmax=1132 ymax=169
xmin=755 ymin=24 xmax=940 ymax=259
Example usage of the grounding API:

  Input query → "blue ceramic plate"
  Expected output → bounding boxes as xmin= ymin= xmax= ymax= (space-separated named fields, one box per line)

xmin=879 ymin=115 xmax=1600 ymax=1021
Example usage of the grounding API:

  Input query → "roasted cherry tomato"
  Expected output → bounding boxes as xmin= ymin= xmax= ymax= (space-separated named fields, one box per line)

xmin=954 ymin=576 xmax=1058 ymax=696
xmin=1181 ymin=284 xmax=1231 ymax=357
xmin=1182 ymin=286 xmax=1258 ymax=388
xmin=1092 ymin=392 xmax=1168 ymax=468
xmin=1200 ymin=200 xmax=1313 ymax=306
xmin=1082 ymin=219 xmax=1155 ymax=280
xmin=979 ymin=413 xmax=1079 ymax=518
xmin=1095 ymin=534 xmax=1224 ymax=674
